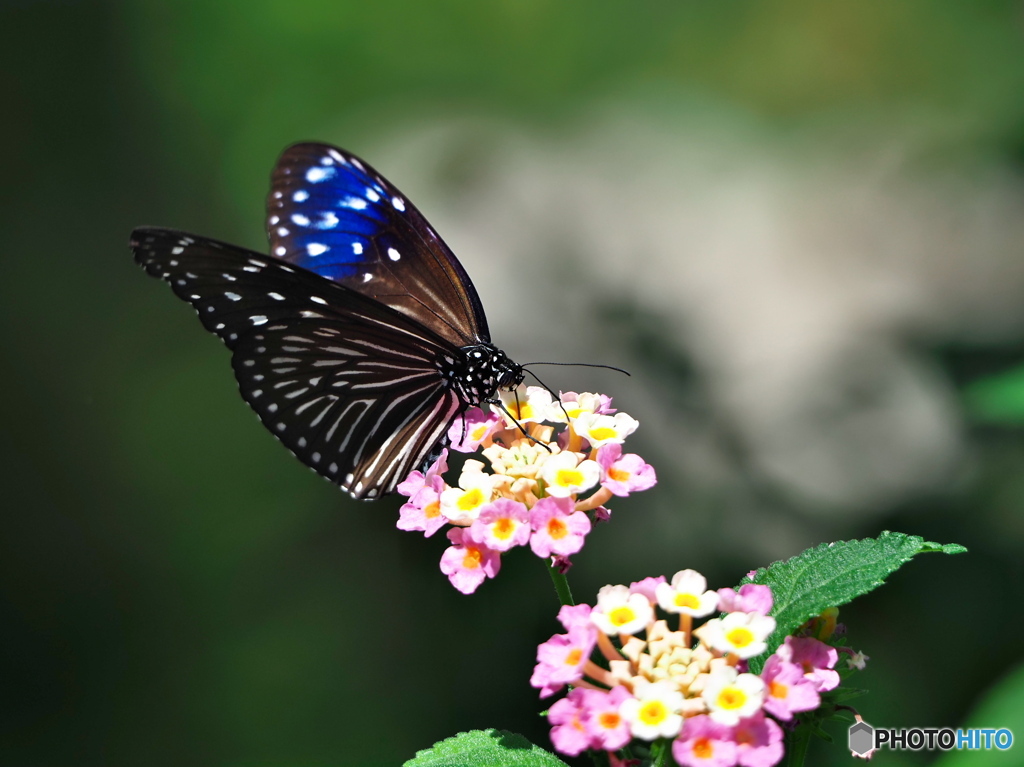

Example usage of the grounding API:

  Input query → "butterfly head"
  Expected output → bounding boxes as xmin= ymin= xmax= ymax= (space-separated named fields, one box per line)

xmin=446 ymin=343 xmax=524 ymax=406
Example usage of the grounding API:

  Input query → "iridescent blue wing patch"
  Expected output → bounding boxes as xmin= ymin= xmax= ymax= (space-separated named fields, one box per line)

xmin=267 ymin=142 xmax=488 ymax=348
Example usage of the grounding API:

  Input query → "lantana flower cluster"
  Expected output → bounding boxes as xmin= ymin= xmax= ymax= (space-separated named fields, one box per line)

xmin=533 ymin=573 xmax=860 ymax=766
xmin=396 ymin=387 xmax=656 ymax=593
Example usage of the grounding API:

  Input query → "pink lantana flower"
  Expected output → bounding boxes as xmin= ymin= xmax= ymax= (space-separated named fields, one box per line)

xmin=439 ymin=527 xmax=500 ymax=595
xmin=529 ymin=496 xmax=592 ymax=558
xmin=548 ymin=688 xmax=592 ymax=756
xmin=396 ymin=449 xmax=449 ymax=536
xmin=734 ymin=712 xmax=784 ymax=767
xmin=717 ymin=584 xmax=774 ymax=615
xmin=672 ymin=715 xmax=737 ymax=767
xmin=629 ymin=575 xmax=667 ymax=605
xmin=759 ymin=655 xmax=821 ymax=721
xmin=469 ymin=498 xmax=530 ymax=552
xmin=582 ymin=686 xmax=633 ymax=751
xmin=557 ymin=603 xmax=594 ymax=631
xmin=447 ymin=407 xmax=502 ymax=453
xmin=775 ymin=636 xmax=840 ymax=692
xmin=531 ymin=625 xmax=598 ymax=697
xmin=597 ymin=443 xmax=657 ymax=496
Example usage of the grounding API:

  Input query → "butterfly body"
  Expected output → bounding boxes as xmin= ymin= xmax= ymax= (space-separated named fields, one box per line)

xmin=132 ymin=143 xmax=523 ymax=499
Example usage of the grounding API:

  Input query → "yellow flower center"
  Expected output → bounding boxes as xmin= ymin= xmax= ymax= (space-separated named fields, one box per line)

xmin=608 ymin=606 xmax=636 ymax=627
xmin=457 ymin=488 xmax=485 ymax=511
xmin=589 ymin=427 xmax=617 ymax=441
xmin=639 ymin=700 xmax=668 ymax=725
xmin=555 ymin=468 xmax=584 ymax=487
xmin=726 ymin=627 xmax=755 ymax=648
xmin=471 ymin=424 xmax=488 ymax=440
xmin=674 ymin=593 xmax=700 ymax=610
xmin=717 ymin=687 xmax=748 ymax=711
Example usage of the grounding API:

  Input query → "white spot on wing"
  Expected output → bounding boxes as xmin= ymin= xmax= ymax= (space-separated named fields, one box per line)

xmin=268 ymin=292 xmax=285 ymax=300
xmin=306 ymin=166 xmax=334 ymax=183
xmin=365 ymin=188 xmax=380 ymax=202
xmin=291 ymin=213 xmax=310 ymax=226
xmin=392 ymin=196 xmax=405 ymax=212
xmin=341 ymin=197 xmax=367 ymax=210
xmin=307 ymin=242 xmax=329 ymax=256
xmin=310 ymin=296 xmax=327 ymax=305
xmin=225 ymin=292 xmax=241 ymax=301
xmin=352 ymin=242 xmax=364 ymax=255
xmin=275 ymin=246 xmax=286 ymax=256
xmin=292 ymin=190 xmax=309 ymax=202
xmin=387 ymin=247 xmax=401 ymax=261
xmin=251 ymin=315 xmax=268 ymax=325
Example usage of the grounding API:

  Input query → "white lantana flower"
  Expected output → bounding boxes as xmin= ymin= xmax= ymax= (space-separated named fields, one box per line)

xmin=591 ymin=584 xmax=654 ymax=635
xmin=572 ymin=411 xmax=639 ymax=446
xmin=702 ymin=666 xmax=766 ymax=725
xmin=655 ymin=569 xmax=720 ymax=617
xmin=696 ymin=612 xmax=776 ymax=659
xmin=540 ymin=451 xmax=600 ymax=497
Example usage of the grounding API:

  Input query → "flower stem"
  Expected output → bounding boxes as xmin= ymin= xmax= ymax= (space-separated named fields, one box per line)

xmin=548 ymin=563 xmax=574 ymax=606
xmin=783 ymin=723 xmax=812 ymax=767
xmin=650 ymin=738 xmax=668 ymax=767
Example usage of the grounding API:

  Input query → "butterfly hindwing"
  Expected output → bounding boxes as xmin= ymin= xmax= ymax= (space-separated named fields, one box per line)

xmin=266 ymin=142 xmax=489 ymax=348
xmin=131 ymin=226 xmax=464 ymax=499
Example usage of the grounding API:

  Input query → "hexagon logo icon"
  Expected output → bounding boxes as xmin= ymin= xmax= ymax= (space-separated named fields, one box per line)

xmin=848 ymin=721 xmax=875 ymax=756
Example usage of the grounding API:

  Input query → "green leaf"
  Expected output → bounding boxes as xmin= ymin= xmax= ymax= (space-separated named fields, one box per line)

xmin=404 ymin=729 xmax=570 ymax=767
xmin=741 ymin=531 xmax=966 ymax=673
xmin=965 ymin=363 xmax=1024 ymax=423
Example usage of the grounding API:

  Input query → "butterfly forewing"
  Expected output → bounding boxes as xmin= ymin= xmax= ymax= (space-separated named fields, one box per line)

xmin=266 ymin=143 xmax=489 ymax=348
xmin=132 ymin=227 xmax=464 ymax=499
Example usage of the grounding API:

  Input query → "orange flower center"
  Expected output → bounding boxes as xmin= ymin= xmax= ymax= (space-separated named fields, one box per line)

xmin=693 ymin=737 xmax=714 ymax=758
xmin=608 ymin=467 xmax=630 ymax=482
xmin=424 ymin=500 xmax=441 ymax=519
xmin=493 ymin=518 xmax=515 ymax=539
xmin=770 ymin=680 xmax=789 ymax=700
xmin=462 ymin=547 xmax=482 ymax=569
xmin=598 ymin=712 xmax=621 ymax=730
xmin=546 ymin=518 xmax=568 ymax=540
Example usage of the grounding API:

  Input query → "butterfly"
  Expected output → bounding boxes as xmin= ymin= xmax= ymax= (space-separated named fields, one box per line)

xmin=132 ymin=142 xmax=524 ymax=500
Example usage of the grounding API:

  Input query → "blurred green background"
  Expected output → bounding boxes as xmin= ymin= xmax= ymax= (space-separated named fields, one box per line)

xmin=3 ymin=1 xmax=1024 ymax=765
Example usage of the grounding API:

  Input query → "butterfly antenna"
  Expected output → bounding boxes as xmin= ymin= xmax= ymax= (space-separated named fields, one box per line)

xmin=523 ymin=368 xmax=572 ymax=423
xmin=486 ymin=397 xmax=553 ymax=453
xmin=523 ymin=361 xmax=631 ymax=377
